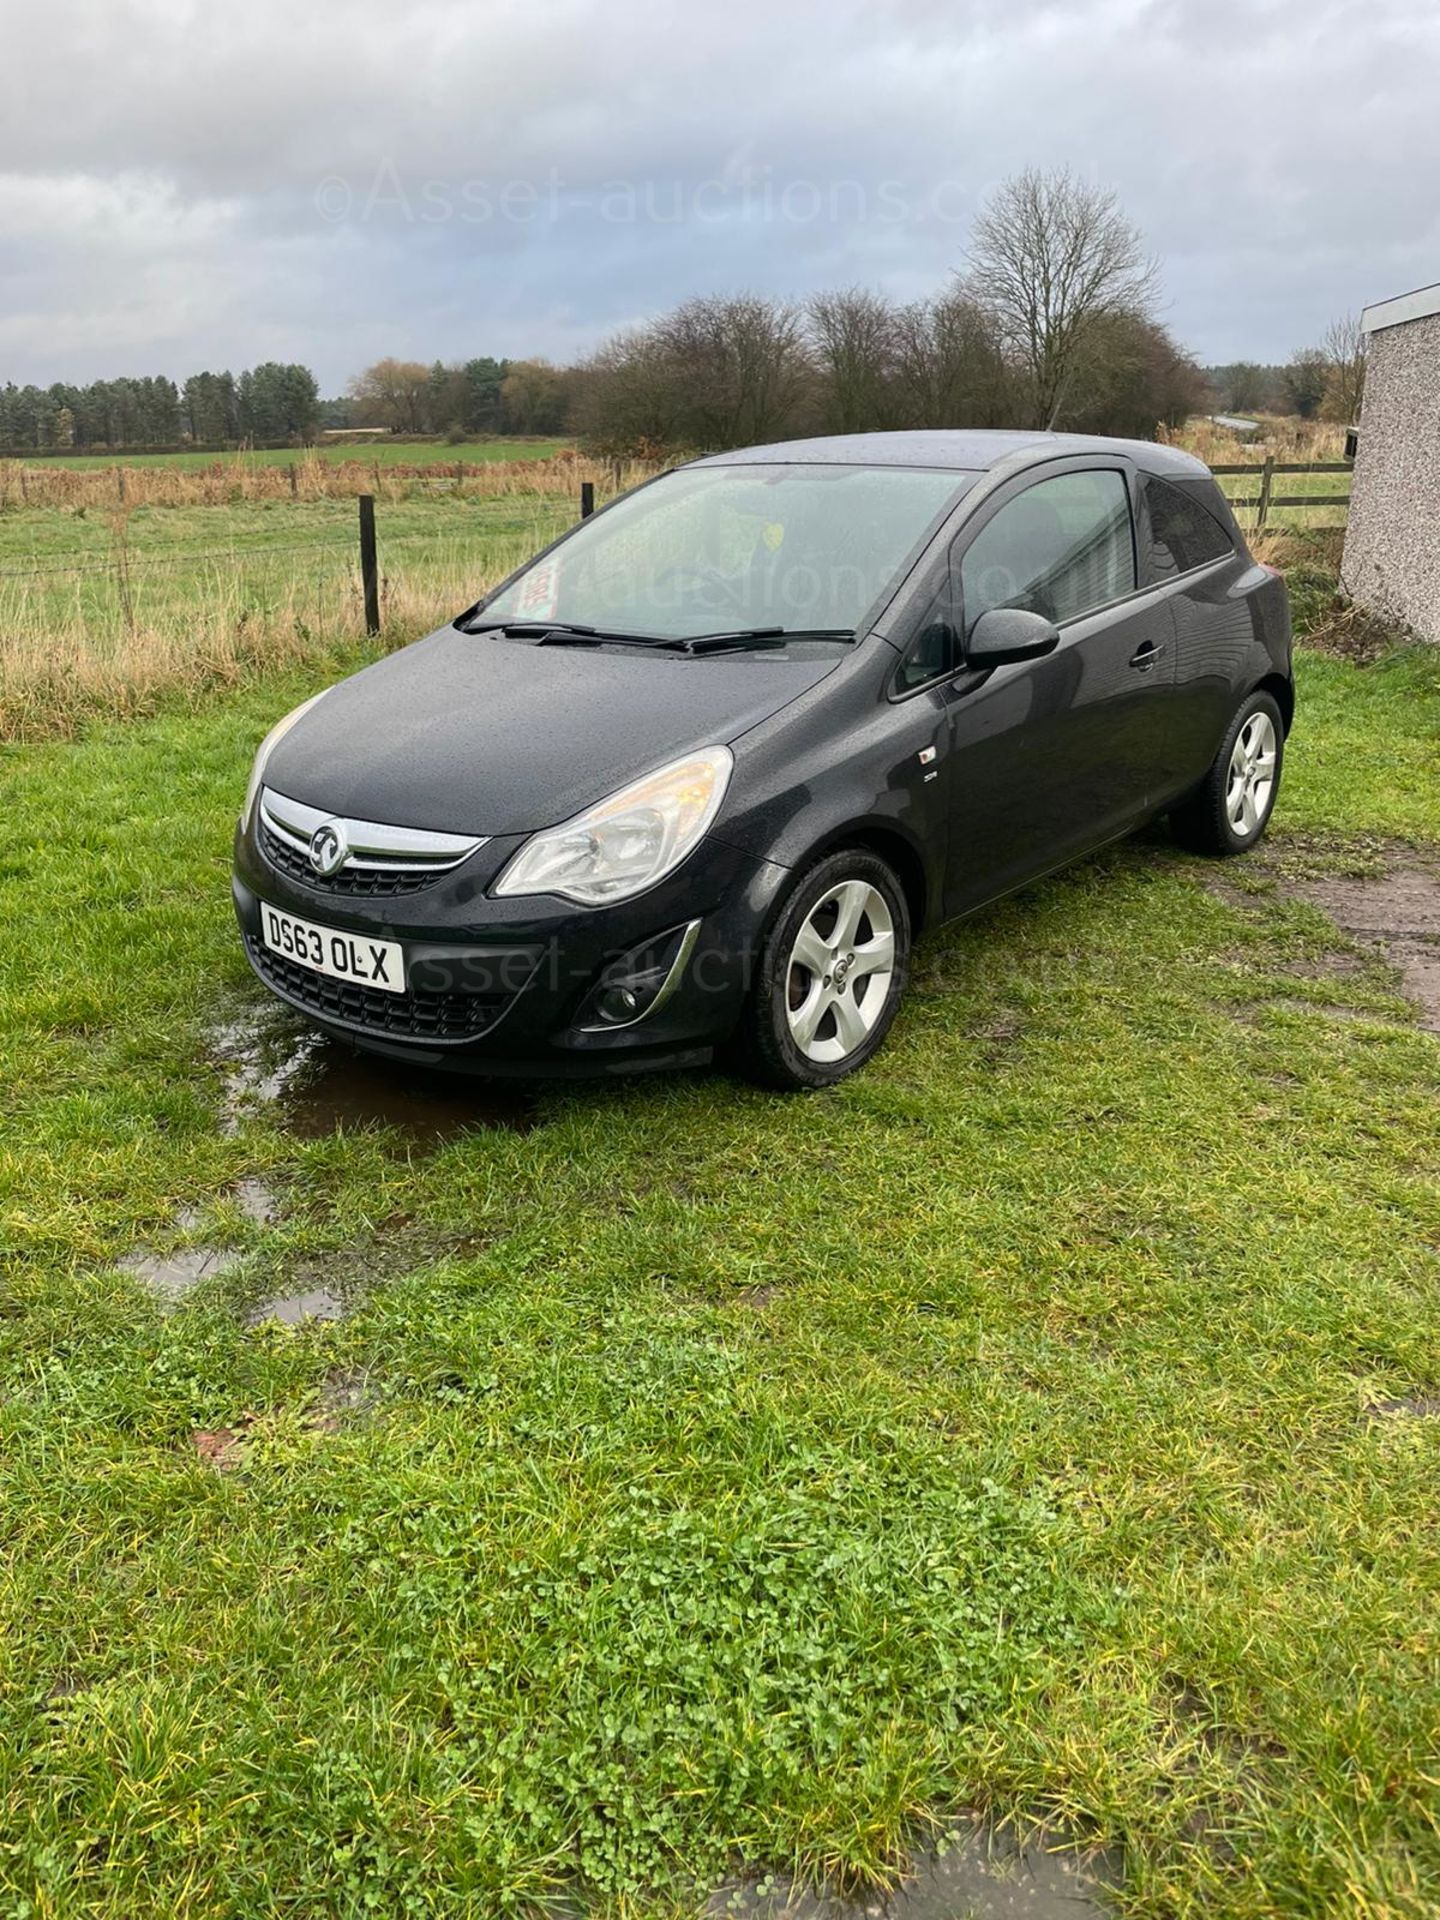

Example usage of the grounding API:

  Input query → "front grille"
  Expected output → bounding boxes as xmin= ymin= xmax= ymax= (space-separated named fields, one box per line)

xmin=260 ymin=822 xmax=440 ymax=897
xmin=246 ymin=936 xmax=513 ymax=1044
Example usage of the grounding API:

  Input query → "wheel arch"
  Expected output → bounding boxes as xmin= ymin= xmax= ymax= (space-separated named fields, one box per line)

xmin=786 ymin=822 xmax=929 ymax=933
xmin=1253 ymin=671 xmax=1294 ymax=737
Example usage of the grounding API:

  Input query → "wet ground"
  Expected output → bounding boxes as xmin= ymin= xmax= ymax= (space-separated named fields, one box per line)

xmin=120 ymin=1007 xmax=530 ymax=1312
xmin=708 ymin=1820 xmax=1116 ymax=1919
xmin=119 ymin=1238 xmax=238 ymax=1302
xmin=213 ymin=1013 xmax=536 ymax=1140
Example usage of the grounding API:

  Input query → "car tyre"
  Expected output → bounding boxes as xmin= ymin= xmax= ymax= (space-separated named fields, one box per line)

xmin=1170 ymin=689 xmax=1285 ymax=857
xmin=735 ymin=848 xmax=911 ymax=1091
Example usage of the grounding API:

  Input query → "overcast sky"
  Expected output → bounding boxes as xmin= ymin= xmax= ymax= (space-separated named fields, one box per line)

xmin=2 ymin=0 xmax=1436 ymax=392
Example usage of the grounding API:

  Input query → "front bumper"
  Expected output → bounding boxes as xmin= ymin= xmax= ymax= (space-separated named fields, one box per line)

xmin=232 ymin=817 xmax=789 ymax=1077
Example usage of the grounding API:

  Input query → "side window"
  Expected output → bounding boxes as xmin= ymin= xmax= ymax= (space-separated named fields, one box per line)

xmin=1144 ymin=477 xmax=1234 ymax=576
xmin=958 ymin=470 xmax=1136 ymax=634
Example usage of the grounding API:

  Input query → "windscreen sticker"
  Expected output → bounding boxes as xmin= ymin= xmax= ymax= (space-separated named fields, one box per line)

xmin=762 ymin=521 xmax=785 ymax=551
xmin=515 ymin=557 xmax=559 ymax=620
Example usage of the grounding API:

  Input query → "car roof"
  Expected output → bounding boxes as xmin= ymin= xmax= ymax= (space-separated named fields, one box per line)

xmin=689 ymin=429 xmax=1211 ymax=479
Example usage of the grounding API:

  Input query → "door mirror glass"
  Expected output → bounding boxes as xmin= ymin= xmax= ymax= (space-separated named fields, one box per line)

xmin=966 ymin=607 xmax=1060 ymax=666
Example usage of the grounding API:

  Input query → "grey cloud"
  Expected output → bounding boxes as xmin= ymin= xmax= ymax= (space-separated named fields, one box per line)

xmin=1 ymin=0 xmax=1436 ymax=387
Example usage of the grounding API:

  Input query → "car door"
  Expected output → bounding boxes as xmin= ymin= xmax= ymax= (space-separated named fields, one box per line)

xmin=893 ymin=461 xmax=1179 ymax=920
xmin=1136 ymin=471 xmax=1257 ymax=802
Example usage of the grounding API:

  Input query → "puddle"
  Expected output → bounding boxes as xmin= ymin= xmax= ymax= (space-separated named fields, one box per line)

xmin=120 ymin=1242 xmax=240 ymax=1302
xmin=247 ymin=1284 xmax=345 ymax=1327
xmin=119 ymin=1178 xmax=280 ymax=1304
xmin=214 ymin=1014 xmax=536 ymax=1139
xmin=709 ymin=1820 xmax=1117 ymax=1919
xmin=234 ymin=1176 xmax=279 ymax=1224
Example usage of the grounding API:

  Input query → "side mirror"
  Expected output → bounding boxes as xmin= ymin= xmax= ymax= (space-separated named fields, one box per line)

xmin=966 ymin=606 xmax=1061 ymax=667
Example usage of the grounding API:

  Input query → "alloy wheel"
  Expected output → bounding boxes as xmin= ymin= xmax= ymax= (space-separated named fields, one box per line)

xmin=784 ymin=878 xmax=896 ymax=1064
xmin=1225 ymin=710 xmax=1278 ymax=839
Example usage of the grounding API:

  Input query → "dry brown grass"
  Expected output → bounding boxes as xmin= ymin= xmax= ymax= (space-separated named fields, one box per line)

xmin=1249 ymin=525 xmax=1346 ymax=572
xmin=0 ymin=533 xmax=540 ymax=744
xmin=1167 ymin=415 xmax=1349 ymax=467
xmin=0 ymin=452 xmax=658 ymax=513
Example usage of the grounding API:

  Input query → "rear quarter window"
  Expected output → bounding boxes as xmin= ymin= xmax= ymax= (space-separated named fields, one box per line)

xmin=1144 ymin=476 xmax=1234 ymax=577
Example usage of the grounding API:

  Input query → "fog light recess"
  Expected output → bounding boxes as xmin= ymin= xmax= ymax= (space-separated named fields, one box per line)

xmin=576 ymin=920 xmax=701 ymax=1032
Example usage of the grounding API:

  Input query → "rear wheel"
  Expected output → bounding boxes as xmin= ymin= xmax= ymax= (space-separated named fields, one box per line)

xmin=1171 ymin=690 xmax=1284 ymax=856
xmin=735 ymin=850 xmax=910 ymax=1091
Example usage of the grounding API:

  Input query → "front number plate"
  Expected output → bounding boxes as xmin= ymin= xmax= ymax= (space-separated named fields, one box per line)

xmin=260 ymin=903 xmax=405 ymax=995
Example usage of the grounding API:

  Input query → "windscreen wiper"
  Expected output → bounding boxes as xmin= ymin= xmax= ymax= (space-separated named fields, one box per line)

xmin=457 ymin=617 xmax=857 ymax=654
xmin=458 ymin=618 xmax=664 ymax=646
xmin=665 ymin=627 xmax=857 ymax=655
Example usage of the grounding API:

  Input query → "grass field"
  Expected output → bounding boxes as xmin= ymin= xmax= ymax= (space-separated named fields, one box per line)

xmin=6 ymin=436 xmax=573 ymax=471
xmin=0 ymin=490 xmax=589 ymax=739
xmin=3 ymin=548 xmax=1440 ymax=1912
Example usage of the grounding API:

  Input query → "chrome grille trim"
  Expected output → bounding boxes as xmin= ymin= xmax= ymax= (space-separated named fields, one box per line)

xmin=259 ymin=787 xmax=487 ymax=875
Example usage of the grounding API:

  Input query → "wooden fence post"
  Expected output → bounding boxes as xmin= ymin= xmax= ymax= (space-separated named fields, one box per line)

xmin=358 ymin=494 xmax=380 ymax=636
xmin=288 ymin=463 xmax=299 ymax=498
xmin=116 ymin=466 xmax=126 ymax=503
xmin=579 ymin=481 xmax=595 ymax=519
xmin=1255 ymin=455 xmax=1275 ymax=531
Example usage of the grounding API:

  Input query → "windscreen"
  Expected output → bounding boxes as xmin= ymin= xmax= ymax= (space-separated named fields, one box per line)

xmin=480 ymin=462 xmax=971 ymax=641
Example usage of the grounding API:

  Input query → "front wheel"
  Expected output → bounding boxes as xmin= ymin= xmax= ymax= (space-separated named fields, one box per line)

xmin=734 ymin=849 xmax=911 ymax=1091
xmin=1170 ymin=690 xmax=1285 ymax=856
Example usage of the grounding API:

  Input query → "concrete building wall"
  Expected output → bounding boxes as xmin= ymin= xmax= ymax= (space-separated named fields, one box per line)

xmin=1341 ymin=309 xmax=1440 ymax=644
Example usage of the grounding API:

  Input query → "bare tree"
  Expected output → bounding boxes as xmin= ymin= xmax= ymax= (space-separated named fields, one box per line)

xmin=1320 ymin=313 xmax=1367 ymax=423
xmin=653 ymin=295 xmax=811 ymax=448
xmin=807 ymin=288 xmax=899 ymax=431
xmin=965 ymin=167 xmax=1158 ymax=429
xmin=891 ymin=291 xmax=1011 ymax=428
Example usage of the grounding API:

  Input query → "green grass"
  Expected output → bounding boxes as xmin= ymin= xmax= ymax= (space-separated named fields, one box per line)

xmin=3 ymin=641 xmax=1440 ymax=1916
xmin=0 ymin=495 xmax=577 ymax=637
xmin=7 ymin=437 xmax=574 ymax=472
xmin=1213 ymin=467 xmax=1351 ymax=531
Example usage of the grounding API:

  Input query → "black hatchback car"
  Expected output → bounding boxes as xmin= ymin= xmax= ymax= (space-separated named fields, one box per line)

xmin=234 ymin=430 xmax=1292 ymax=1090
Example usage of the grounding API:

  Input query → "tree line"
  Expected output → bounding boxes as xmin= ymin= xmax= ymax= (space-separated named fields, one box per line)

xmin=1206 ymin=315 xmax=1367 ymax=424
xmin=342 ymin=356 xmax=572 ymax=437
xmin=0 ymin=363 xmax=321 ymax=453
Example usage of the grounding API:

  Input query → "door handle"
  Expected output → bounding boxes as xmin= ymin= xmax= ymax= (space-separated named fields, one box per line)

xmin=1129 ymin=640 xmax=1166 ymax=672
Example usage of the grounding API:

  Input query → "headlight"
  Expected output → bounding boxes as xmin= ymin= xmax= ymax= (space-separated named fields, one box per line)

xmin=240 ymin=691 xmax=329 ymax=831
xmin=493 ymin=746 xmax=733 ymax=906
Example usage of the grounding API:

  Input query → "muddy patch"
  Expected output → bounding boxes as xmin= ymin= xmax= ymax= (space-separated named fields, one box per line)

xmin=1291 ymin=866 xmax=1440 ymax=1033
xmin=1205 ymin=847 xmax=1440 ymax=1034
xmin=709 ymin=1820 xmax=1117 ymax=1919
xmin=1366 ymin=1392 xmax=1440 ymax=1421
xmin=233 ymin=1176 xmax=280 ymax=1224
xmin=214 ymin=1013 xmax=536 ymax=1140
xmin=308 ymin=1367 xmax=377 ymax=1431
